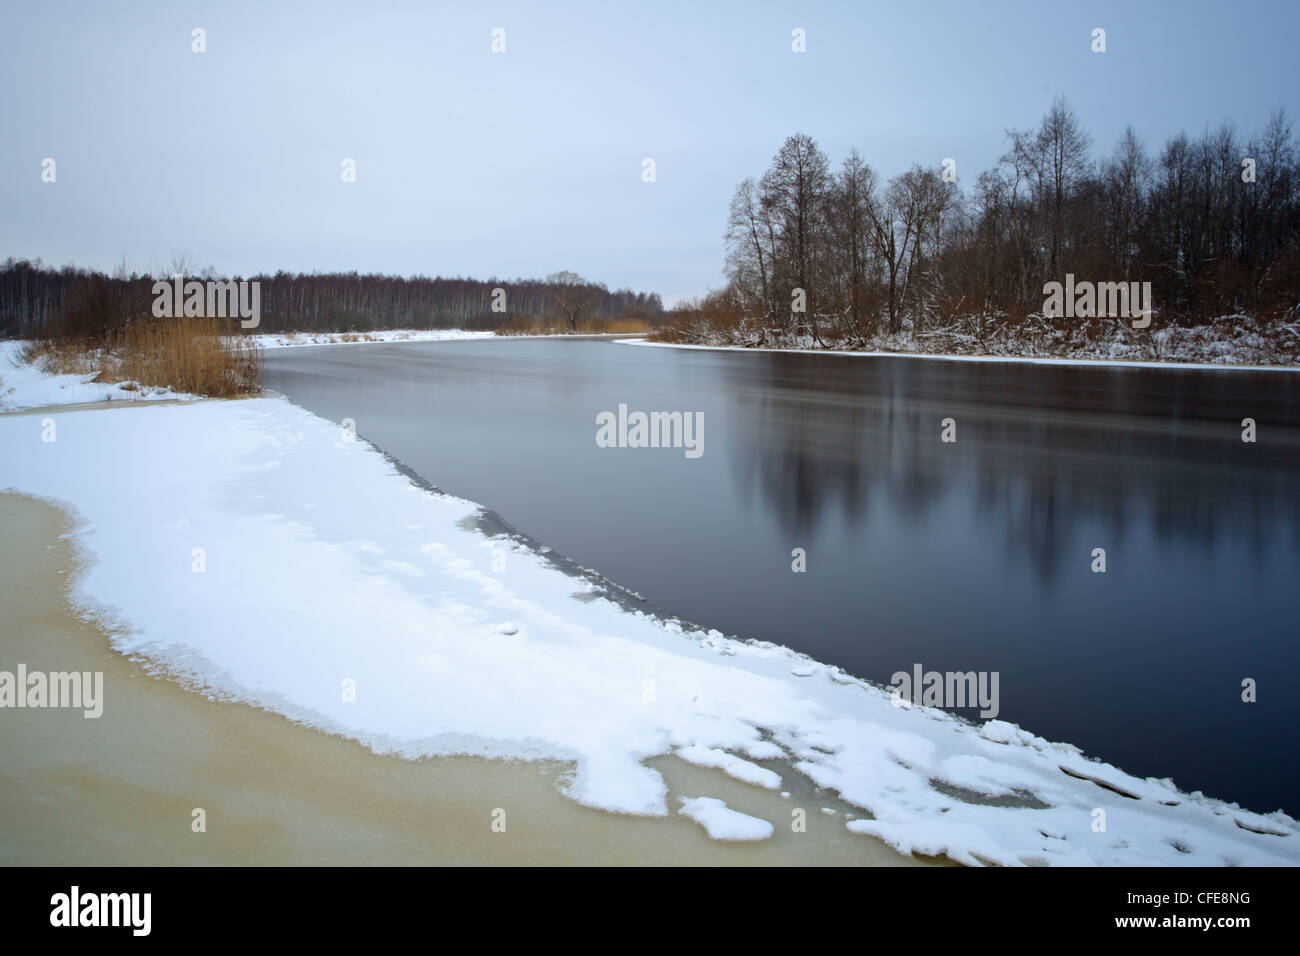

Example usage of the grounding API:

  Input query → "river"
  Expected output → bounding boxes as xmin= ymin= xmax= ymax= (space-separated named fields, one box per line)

xmin=264 ymin=337 xmax=1300 ymax=816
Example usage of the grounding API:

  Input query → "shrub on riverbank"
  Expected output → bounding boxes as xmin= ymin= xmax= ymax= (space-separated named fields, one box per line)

xmin=495 ymin=316 xmax=656 ymax=335
xmin=21 ymin=317 xmax=263 ymax=398
xmin=648 ymin=308 xmax=1300 ymax=366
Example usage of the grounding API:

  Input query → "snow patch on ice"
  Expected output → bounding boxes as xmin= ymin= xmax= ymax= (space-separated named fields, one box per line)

xmin=676 ymin=744 xmax=782 ymax=790
xmin=679 ymin=797 xmax=774 ymax=841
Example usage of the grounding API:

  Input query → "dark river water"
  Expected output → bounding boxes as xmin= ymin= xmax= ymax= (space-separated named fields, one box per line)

xmin=265 ymin=338 xmax=1300 ymax=816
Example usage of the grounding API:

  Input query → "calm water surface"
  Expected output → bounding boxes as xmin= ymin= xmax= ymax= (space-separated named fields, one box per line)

xmin=265 ymin=339 xmax=1300 ymax=815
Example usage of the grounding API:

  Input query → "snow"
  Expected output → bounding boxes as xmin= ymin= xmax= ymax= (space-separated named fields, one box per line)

xmin=2 ymin=359 xmax=1299 ymax=865
xmin=616 ymin=338 xmax=1300 ymax=373
xmin=0 ymin=328 xmax=494 ymax=408
xmin=676 ymin=744 xmax=782 ymax=790
xmin=0 ymin=341 xmax=194 ymax=411
xmin=679 ymin=797 xmax=774 ymax=841
xmin=253 ymin=329 xmax=495 ymax=349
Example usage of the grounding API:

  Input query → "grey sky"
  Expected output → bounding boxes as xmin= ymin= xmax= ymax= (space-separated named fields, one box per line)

xmin=2 ymin=0 xmax=1296 ymax=305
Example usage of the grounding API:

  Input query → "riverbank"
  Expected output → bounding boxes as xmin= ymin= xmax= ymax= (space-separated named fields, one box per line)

xmin=642 ymin=313 xmax=1300 ymax=368
xmin=617 ymin=337 xmax=1300 ymax=372
xmin=0 ymin=335 xmax=632 ymax=413
xmin=0 ymin=340 xmax=198 ymax=412
xmin=255 ymin=329 xmax=496 ymax=349
xmin=3 ymin=350 xmax=1298 ymax=865
xmin=1 ymin=492 xmax=925 ymax=865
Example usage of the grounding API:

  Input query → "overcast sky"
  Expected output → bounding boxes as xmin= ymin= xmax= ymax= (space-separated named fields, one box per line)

xmin=2 ymin=0 xmax=1297 ymax=305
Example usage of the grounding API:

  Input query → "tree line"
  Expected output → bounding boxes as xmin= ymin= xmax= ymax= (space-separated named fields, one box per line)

xmin=0 ymin=259 xmax=664 ymax=339
xmin=701 ymin=97 xmax=1299 ymax=346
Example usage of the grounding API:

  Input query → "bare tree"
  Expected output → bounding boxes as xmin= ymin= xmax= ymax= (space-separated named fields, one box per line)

xmin=547 ymin=270 xmax=595 ymax=332
xmin=725 ymin=177 xmax=777 ymax=321
xmin=760 ymin=133 xmax=832 ymax=340
xmin=1036 ymin=96 xmax=1093 ymax=273
xmin=829 ymin=150 xmax=878 ymax=337
xmin=866 ymin=166 xmax=949 ymax=333
xmin=1101 ymin=127 xmax=1152 ymax=273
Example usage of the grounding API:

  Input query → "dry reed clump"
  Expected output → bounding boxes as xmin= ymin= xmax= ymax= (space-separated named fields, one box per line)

xmin=22 ymin=317 xmax=263 ymax=398
xmin=111 ymin=318 xmax=263 ymax=397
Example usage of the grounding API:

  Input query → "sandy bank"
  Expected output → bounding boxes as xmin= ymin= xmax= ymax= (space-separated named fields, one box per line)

xmin=0 ymin=492 xmax=936 ymax=866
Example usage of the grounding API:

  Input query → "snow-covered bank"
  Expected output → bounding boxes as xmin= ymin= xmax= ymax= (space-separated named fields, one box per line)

xmin=1 ymin=330 xmax=493 ymax=410
xmin=254 ymin=329 xmax=495 ymax=349
xmin=2 ymin=400 xmax=1297 ymax=865
xmin=0 ymin=341 xmax=197 ymax=411
xmin=616 ymin=338 xmax=1300 ymax=372
xmin=631 ymin=313 xmax=1300 ymax=369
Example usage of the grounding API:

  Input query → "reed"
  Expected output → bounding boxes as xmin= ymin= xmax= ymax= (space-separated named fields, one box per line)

xmin=22 ymin=317 xmax=262 ymax=398
xmin=110 ymin=317 xmax=263 ymax=397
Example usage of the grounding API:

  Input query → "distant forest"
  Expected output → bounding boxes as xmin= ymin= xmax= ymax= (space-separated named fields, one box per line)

xmin=0 ymin=261 xmax=664 ymax=339
xmin=670 ymin=97 xmax=1300 ymax=358
xmin=7 ymin=96 xmax=1298 ymax=359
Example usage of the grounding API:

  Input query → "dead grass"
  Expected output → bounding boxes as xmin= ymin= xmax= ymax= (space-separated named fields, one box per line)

xmin=17 ymin=339 xmax=100 ymax=376
xmin=23 ymin=318 xmax=263 ymax=398
xmin=585 ymin=318 xmax=656 ymax=334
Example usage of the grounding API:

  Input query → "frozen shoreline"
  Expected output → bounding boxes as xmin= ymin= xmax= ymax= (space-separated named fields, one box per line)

xmin=254 ymin=329 xmax=496 ymax=349
xmin=2 ymin=353 xmax=1297 ymax=865
xmin=0 ymin=333 xmax=494 ymax=413
xmin=252 ymin=330 xmax=635 ymax=350
xmin=0 ymin=493 xmax=923 ymax=865
xmin=0 ymin=341 xmax=201 ymax=412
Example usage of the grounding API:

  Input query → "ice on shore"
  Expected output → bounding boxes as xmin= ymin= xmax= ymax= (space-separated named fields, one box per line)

xmin=254 ymin=329 xmax=494 ymax=349
xmin=2 ymin=378 xmax=1298 ymax=865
